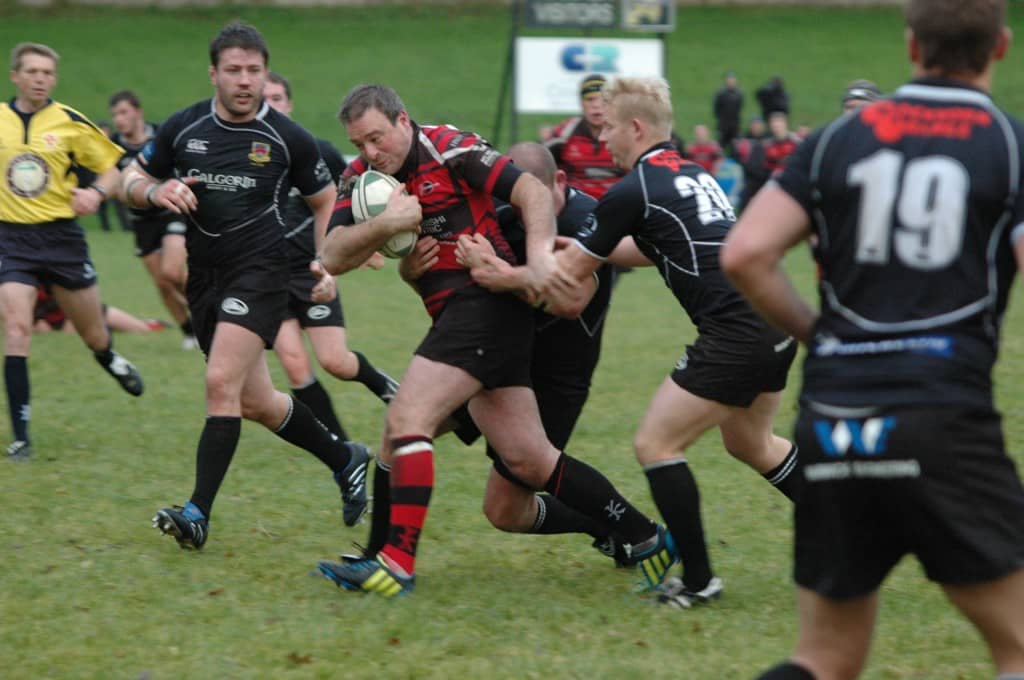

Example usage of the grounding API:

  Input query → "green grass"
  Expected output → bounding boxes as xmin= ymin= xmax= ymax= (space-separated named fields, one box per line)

xmin=1 ymin=4 xmax=1023 ymax=678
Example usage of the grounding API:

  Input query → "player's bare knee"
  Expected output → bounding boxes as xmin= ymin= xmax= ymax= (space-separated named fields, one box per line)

xmin=482 ymin=496 xmax=519 ymax=532
xmin=319 ymin=352 xmax=356 ymax=380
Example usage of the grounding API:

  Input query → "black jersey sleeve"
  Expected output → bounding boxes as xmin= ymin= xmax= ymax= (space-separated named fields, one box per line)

xmin=574 ymin=176 xmax=644 ymax=259
xmin=138 ymin=109 xmax=184 ymax=180
xmin=773 ymin=127 xmax=824 ymax=219
xmin=285 ymin=123 xmax=333 ymax=197
xmin=316 ymin=138 xmax=347 ymax=185
xmin=328 ymin=161 xmax=366 ymax=229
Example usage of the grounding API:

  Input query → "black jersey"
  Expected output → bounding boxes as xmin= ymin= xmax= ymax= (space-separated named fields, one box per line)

xmin=498 ymin=186 xmax=612 ymax=338
xmin=576 ymin=142 xmax=778 ymax=344
xmin=775 ymin=78 xmax=1024 ymax=410
xmin=283 ymin=138 xmax=346 ymax=267
xmin=111 ymin=122 xmax=166 ymax=220
xmin=139 ymin=99 xmax=332 ymax=265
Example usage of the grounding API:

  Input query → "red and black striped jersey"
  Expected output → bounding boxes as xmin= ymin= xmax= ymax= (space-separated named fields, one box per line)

xmin=544 ymin=116 xmax=624 ymax=200
xmin=763 ymin=133 xmax=801 ymax=176
xmin=332 ymin=122 xmax=521 ymax=318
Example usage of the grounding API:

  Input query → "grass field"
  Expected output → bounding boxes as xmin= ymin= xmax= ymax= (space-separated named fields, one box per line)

xmin=1 ymin=4 xmax=1024 ymax=679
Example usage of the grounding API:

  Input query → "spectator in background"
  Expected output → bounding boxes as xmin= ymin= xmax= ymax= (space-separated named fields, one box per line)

xmin=543 ymin=73 xmax=625 ymax=200
xmin=762 ymin=111 xmax=801 ymax=176
xmin=685 ymin=124 xmax=723 ymax=174
xmin=841 ymin=79 xmax=882 ymax=112
xmin=755 ymin=76 xmax=790 ymax=121
xmin=733 ymin=118 xmax=770 ymax=211
xmin=712 ymin=71 xmax=743 ymax=152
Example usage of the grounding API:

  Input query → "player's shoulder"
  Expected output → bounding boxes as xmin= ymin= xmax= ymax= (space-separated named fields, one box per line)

xmin=50 ymin=101 xmax=102 ymax=130
xmin=160 ymin=99 xmax=214 ymax=134
xmin=421 ymin=123 xmax=486 ymax=153
xmin=559 ymin=187 xmax=597 ymax=231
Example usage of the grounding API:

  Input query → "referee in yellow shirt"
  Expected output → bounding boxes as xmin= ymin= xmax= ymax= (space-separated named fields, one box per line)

xmin=0 ymin=43 xmax=144 ymax=461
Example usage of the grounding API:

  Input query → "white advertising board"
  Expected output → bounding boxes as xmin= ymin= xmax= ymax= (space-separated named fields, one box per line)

xmin=515 ymin=37 xmax=664 ymax=114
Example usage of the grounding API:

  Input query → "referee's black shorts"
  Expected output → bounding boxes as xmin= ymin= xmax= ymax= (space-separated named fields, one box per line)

xmin=793 ymin=404 xmax=1024 ymax=599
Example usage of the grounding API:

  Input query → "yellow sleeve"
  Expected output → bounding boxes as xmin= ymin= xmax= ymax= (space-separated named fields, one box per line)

xmin=63 ymin=105 xmax=124 ymax=174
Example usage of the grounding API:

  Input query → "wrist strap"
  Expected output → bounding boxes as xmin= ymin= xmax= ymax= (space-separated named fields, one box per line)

xmin=145 ymin=183 xmax=159 ymax=207
xmin=90 ymin=184 xmax=108 ymax=199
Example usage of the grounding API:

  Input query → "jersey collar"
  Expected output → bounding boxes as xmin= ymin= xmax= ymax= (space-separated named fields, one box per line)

xmin=638 ymin=141 xmax=677 ymax=164
xmin=896 ymin=77 xmax=993 ymax=107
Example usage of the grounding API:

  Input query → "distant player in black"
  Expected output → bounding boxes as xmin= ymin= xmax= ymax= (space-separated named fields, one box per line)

xmin=547 ymin=76 xmax=802 ymax=609
xmin=262 ymin=72 xmax=398 ymax=443
xmin=121 ymin=22 xmax=372 ymax=549
xmin=392 ymin=141 xmax=623 ymax=561
xmin=107 ymin=90 xmax=195 ymax=349
xmin=723 ymin=1 xmax=1024 ymax=677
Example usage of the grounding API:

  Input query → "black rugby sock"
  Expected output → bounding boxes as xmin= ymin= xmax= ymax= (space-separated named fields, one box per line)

xmin=543 ymin=452 xmax=656 ymax=544
xmin=180 ymin=318 xmax=194 ymax=337
xmin=292 ymin=378 xmax=348 ymax=442
xmin=757 ymin=662 xmax=816 ymax=680
xmin=365 ymin=459 xmax=392 ymax=557
xmin=353 ymin=351 xmax=397 ymax=403
xmin=645 ymin=458 xmax=713 ymax=591
xmin=762 ymin=444 xmax=802 ymax=502
xmin=92 ymin=343 xmax=114 ymax=366
xmin=272 ymin=397 xmax=351 ymax=474
xmin=530 ymin=493 xmax=605 ymax=538
xmin=189 ymin=415 xmax=242 ymax=518
xmin=4 ymin=356 xmax=29 ymax=443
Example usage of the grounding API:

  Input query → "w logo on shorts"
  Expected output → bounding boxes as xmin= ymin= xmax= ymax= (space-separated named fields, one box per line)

xmin=221 ymin=297 xmax=249 ymax=316
xmin=83 ymin=263 xmax=96 ymax=280
xmin=814 ymin=417 xmax=897 ymax=457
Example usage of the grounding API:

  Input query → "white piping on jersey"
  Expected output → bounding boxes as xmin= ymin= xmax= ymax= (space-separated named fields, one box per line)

xmin=637 ymin=155 xmax=701 ymax=277
xmin=571 ymin=237 xmax=607 ymax=262
xmin=810 ymin=85 xmax=1020 ymax=334
xmin=893 ymin=83 xmax=994 ymax=108
xmin=171 ymin=111 xmax=213 ymax=150
xmin=192 ymin=204 xmax=278 ymax=238
xmin=284 ymin=215 xmax=314 ymax=240
xmin=418 ymin=129 xmax=447 ymax=166
xmin=804 ymin=399 xmax=881 ymax=419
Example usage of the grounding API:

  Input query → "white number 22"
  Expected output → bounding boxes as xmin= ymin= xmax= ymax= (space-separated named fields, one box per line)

xmin=847 ymin=150 xmax=968 ymax=270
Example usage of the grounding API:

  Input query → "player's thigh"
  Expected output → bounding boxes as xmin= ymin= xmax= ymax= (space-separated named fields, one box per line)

xmin=792 ymin=586 xmax=879 ymax=680
xmin=470 ymin=386 xmax=558 ymax=481
xmin=634 ymin=376 xmax=731 ymax=464
xmin=206 ymin=321 xmax=270 ymax=405
xmin=140 ymin=251 xmax=164 ymax=282
xmin=942 ymin=568 xmax=1024 ymax=670
xmin=718 ymin=390 xmax=784 ymax=455
xmin=272 ymin=318 xmax=314 ymax=386
xmin=387 ymin=355 xmax=481 ymax=438
xmin=160 ymin=233 xmax=187 ymax=281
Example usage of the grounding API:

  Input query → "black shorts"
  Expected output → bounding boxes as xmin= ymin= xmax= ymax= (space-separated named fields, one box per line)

xmin=672 ymin=332 xmax=796 ymax=407
xmin=133 ymin=215 xmax=186 ymax=258
xmin=0 ymin=220 xmax=98 ymax=290
xmin=793 ymin=405 xmax=1024 ymax=599
xmin=186 ymin=253 xmax=289 ymax=353
xmin=416 ymin=288 xmax=534 ymax=390
xmin=285 ymin=268 xmax=345 ymax=328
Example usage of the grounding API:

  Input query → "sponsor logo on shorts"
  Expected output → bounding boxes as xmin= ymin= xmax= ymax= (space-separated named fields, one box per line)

xmin=6 ymin=152 xmax=50 ymax=198
xmin=814 ymin=417 xmax=896 ymax=457
xmin=306 ymin=305 xmax=331 ymax=321
xmin=221 ymin=297 xmax=249 ymax=316
xmin=186 ymin=139 xmax=209 ymax=154
xmin=248 ymin=142 xmax=271 ymax=165
xmin=674 ymin=353 xmax=688 ymax=371
xmin=83 ymin=263 xmax=97 ymax=280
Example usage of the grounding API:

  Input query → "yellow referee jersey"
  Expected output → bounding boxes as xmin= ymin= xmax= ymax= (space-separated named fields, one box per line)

xmin=0 ymin=99 xmax=124 ymax=224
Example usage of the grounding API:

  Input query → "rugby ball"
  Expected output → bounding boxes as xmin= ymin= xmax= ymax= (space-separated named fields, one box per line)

xmin=351 ymin=170 xmax=418 ymax=258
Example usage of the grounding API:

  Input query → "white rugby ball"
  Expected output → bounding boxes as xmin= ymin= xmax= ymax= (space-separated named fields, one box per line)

xmin=351 ymin=170 xmax=418 ymax=259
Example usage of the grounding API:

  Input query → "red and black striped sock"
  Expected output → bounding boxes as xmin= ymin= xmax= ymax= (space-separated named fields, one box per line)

xmin=379 ymin=435 xmax=434 ymax=576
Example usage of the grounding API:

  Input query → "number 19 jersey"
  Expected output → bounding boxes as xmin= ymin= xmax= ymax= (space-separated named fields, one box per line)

xmin=776 ymin=78 xmax=1024 ymax=410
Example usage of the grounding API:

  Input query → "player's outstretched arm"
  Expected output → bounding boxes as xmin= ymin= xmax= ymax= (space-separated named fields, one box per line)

xmin=605 ymin=236 xmax=654 ymax=267
xmin=721 ymin=183 xmax=816 ymax=342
